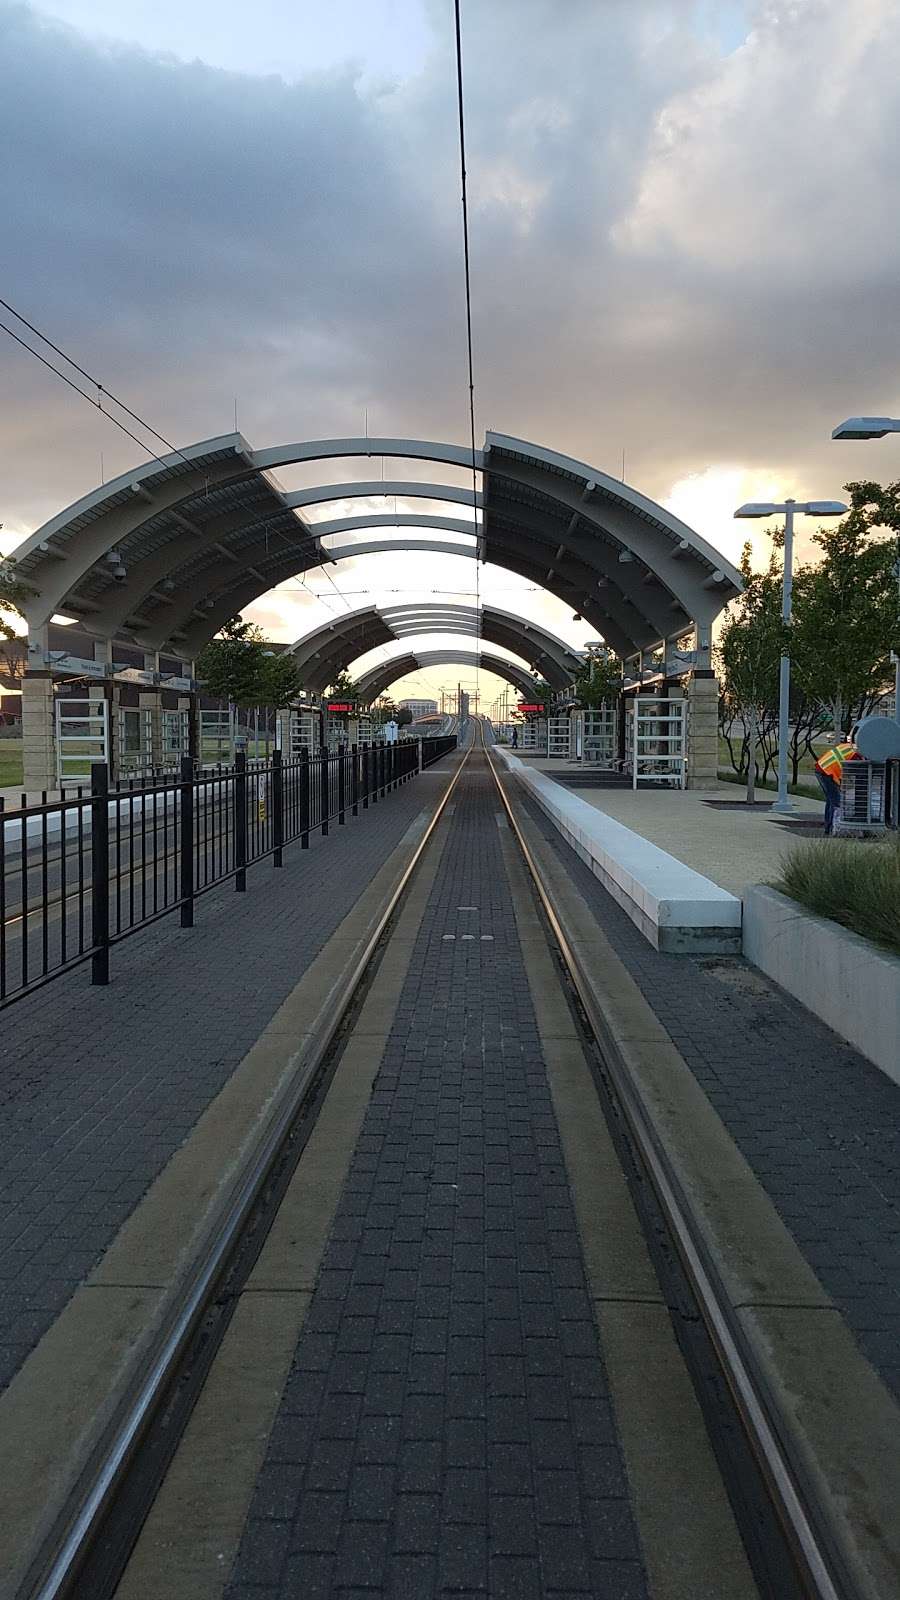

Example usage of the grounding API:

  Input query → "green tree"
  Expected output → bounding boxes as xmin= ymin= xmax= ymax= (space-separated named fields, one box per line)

xmin=792 ymin=484 xmax=899 ymax=736
xmin=257 ymin=651 xmax=303 ymax=708
xmin=196 ymin=617 xmax=302 ymax=708
xmin=325 ymin=670 xmax=357 ymax=702
xmin=396 ymin=705 xmax=413 ymax=727
xmin=716 ymin=542 xmax=784 ymax=798
xmin=572 ymin=650 xmax=621 ymax=708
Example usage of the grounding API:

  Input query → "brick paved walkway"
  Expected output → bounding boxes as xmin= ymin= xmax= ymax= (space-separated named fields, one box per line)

xmin=0 ymin=770 xmax=449 ymax=1394
xmin=522 ymin=790 xmax=900 ymax=1404
xmin=227 ymin=759 xmax=648 ymax=1599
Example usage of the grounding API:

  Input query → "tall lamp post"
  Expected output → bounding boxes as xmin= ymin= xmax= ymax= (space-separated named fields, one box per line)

xmin=734 ymin=498 xmax=848 ymax=813
xmin=832 ymin=416 xmax=900 ymax=724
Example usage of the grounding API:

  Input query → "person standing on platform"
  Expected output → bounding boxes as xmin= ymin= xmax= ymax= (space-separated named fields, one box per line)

xmin=814 ymin=732 xmax=860 ymax=835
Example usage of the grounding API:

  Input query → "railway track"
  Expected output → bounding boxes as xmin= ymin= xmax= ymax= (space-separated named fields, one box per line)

xmin=15 ymin=722 xmax=857 ymax=1599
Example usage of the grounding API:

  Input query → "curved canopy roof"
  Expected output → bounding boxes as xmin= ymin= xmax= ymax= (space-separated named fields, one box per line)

xmin=13 ymin=431 xmax=742 ymax=663
xmin=289 ymin=603 xmax=584 ymax=693
xmin=356 ymin=650 xmax=539 ymax=704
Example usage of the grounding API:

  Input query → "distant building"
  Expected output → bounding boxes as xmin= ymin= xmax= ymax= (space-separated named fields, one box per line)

xmin=400 ymin=698 xmax=438 ymax=719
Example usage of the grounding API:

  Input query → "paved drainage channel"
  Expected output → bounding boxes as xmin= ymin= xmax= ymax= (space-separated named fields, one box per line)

xmin=527 ymin=900 xmax=804 ymax=1600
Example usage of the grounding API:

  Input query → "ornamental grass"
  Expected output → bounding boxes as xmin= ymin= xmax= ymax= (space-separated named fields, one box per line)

xmin=777 ymin=837 xmax=900 ymax=957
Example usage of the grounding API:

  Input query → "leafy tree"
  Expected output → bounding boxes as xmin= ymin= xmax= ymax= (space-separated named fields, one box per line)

xmin=792 ymin=483 xmax=899 ymax=736
xmin=325 ymin=670 xmax=357 ymax=702
xmin=396 ymin=705 xmax=413 ymax=727
xmin=257 ymin=651 xmax=303 ymax=708
xmin=716 ymin=542 xmax=784 ymax=797
xmin=573 ymin=651 xmax=621 ymax=708
xmin=196 ymin=616 xmax=302 ymax=708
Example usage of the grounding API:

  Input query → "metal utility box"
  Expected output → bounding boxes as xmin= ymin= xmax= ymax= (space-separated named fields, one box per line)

xmin=837 ymin=761 xmax=887 ymax=835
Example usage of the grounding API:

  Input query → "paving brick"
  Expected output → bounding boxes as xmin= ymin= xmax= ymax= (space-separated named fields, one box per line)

xmin=521 ymin=790 xmax=900 ymax=1406
xmin=225 ymin=762 xmax=647 ymax=1599
xmin=0 ymin=774 xmax=443 ymax=1395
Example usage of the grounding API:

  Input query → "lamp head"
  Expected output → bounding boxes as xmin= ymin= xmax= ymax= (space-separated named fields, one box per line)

xmin=734 ymin=503 xmax=780 ymax=518
xmin=832 ymin=417 xmax=899 ymax=440
xmin=803 ymin=501 xmax=848 ymax=517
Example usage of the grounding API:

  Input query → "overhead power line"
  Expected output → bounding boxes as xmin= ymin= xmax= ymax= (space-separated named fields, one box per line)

xmin=0 ymin=294 xmax=196 ymax=471
xmin=453 ymin=0 xmax=481 ymax=702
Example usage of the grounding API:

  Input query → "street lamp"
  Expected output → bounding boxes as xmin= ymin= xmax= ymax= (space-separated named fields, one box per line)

xmin=832 ymin=417 xmax=900 ymax=441
xmin=832 ymin=417 xmax=900 ymax=725
xmin=734 ymin=498 xmax=848 ymax=813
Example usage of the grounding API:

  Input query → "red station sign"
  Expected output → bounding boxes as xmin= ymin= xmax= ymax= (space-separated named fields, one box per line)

xmin=326 ymin=701 xmax=356 ymax=713
xmin=517 ymin=702 xmax=545 ymax=714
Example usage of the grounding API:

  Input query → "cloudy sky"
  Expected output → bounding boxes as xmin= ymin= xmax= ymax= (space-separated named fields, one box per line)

xmin=2 ymin=0 xmax=899 ymax=708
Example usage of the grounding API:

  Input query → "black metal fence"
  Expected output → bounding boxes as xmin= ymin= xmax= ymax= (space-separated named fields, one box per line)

xmin=0 ymin=734 xmax=456 ymax=1010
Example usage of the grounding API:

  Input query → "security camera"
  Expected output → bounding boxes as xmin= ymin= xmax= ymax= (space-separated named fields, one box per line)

xmin=113 ymin=565 xmax=127 ymax=582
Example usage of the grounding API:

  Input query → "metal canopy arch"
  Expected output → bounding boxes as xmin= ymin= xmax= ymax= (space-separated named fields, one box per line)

xmin=287 ymin=603 xmax=583 ymax=693
xmin=14 ymin=432 xmax=741 ymax=667
xmin=355 ymin=649 xmax=539 ymax=705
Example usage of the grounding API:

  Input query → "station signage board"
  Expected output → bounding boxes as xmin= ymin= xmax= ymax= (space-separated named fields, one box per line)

xmin=327 ymin=701 xmax=356 ymax=714
xmin=517 ymin=702 xmax=545 ymax=714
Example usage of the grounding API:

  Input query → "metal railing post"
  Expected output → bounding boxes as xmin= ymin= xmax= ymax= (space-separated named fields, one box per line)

xmin=351 ymin=742 xmax=359 ymax=817
xmin=272 ymin=747 xmax=284 ymax=867
xmin=371 ymin=743 xmax=379 ymax=804
xmin=235 ymin=750 xmax=247 ymax=891
xmin=91 ymin=762 xmax=110 ymax=985
xmin=418 ymin=738 xmax=424 ymax=775
xmin=380 ymin=742 xmax=387 ymax=799
xmin=179 ymin=754 xmax=194 ymax=927
xmin=300 ymin=748 xmax=310 ymax=848
xmin=320 ymin=745 xmax=330 ymax=836
xmin=362 ymin=742 xmax=370 ymax=809
xmin=338 ymin=742 xmax=346 ymax=824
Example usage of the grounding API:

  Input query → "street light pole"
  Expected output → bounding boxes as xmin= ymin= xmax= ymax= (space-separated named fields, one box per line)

xmin=774 ymin=499 xmax=796 ymax=815
xmin=832 ymin=416 xmax=900 ymax=724
xmin=735 ymin=498 xmax=847 ymax=813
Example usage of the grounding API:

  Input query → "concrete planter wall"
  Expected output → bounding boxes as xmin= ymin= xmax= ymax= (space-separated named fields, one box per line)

xmin=743 ymin=885 xmax=900 ymax=1087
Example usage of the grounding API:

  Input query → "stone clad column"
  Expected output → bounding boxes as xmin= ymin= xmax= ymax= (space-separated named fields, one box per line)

xmin=685 ymin=672 xmax=719 ymax=790
xmin=21 ymin=673 xmax=57 ymax=794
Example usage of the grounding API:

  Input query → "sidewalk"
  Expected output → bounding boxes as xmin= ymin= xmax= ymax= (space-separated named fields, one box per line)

xmin=0 ymin=771 xmax=452 ymax=1395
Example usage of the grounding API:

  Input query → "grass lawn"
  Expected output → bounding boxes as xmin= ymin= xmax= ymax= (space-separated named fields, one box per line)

xmin=0 ymin=739 xmax=23 ymax=788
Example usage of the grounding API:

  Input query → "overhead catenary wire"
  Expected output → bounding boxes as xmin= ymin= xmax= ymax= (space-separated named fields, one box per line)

xmin=0 ymin=295 xmax=197 ymax=472
xmin=452 ymin=0 xmax=481 ymax=710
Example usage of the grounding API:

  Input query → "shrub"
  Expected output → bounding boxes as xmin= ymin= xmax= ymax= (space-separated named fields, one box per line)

xmin=777 ymin=837 xmax=900 ymax=956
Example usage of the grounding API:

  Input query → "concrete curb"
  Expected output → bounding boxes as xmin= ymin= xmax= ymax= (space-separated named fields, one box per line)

xmin=744 ymin=885 xmax=900 ymax=1088
xmin=507 ymin=793 xmax=900 ymax=1600
xmin=494 ymin=745 xmax=741 ymax=953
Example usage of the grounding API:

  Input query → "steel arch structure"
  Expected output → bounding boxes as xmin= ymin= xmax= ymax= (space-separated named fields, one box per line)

xmin=288 ymin=603 xmax=584 ymax=693
xmin=355 ymin=650 xmax=539 ymax=705
xmin=13 ymin=431 xmax=741 ymax=670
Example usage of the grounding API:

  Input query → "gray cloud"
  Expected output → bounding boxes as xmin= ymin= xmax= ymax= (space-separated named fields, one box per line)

xmin=2 ymin=0 xmax=899 ymax=578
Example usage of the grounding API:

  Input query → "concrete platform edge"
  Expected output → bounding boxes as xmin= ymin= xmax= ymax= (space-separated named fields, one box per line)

xmin=493 ymin=746 xmax=741 ymax=953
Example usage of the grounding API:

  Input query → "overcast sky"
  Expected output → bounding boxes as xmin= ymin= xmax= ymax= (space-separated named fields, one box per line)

xmin=2 ymin=0 xmax=898 ymax=707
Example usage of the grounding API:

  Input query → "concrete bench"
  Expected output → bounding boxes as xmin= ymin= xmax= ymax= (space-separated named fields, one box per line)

xmin=494 ymin=747 xmax=741 ymax=953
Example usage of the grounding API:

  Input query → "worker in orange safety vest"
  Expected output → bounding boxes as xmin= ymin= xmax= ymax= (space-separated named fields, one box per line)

xmin=814 ymin=734 xmax=861 ymax=835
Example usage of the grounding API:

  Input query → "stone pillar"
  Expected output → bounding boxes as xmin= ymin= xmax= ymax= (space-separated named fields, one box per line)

xmin=21 ymin=672 xmax=57 ymax=795
xmin=685 ymin=673 xmax=719 ymax=790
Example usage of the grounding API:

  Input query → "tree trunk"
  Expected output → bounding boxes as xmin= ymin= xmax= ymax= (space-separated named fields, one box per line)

xmin=746 ymin=707 xmax=757 ymax=803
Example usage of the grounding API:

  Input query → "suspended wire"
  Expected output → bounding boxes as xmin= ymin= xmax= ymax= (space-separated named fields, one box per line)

xmin=453 ymin=0 xmax=481 ymax=711
xmin=0 ymin=295 xmax=197 ymax=470
xmin=0 ymin=317 xmax=180 ymax=469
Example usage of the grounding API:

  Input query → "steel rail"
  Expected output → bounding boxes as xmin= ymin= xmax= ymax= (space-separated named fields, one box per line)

xmin=22 ymin=740 xmax=470 ymax=1600
xmin=480 ymin=721 xmax=846 ymax=1600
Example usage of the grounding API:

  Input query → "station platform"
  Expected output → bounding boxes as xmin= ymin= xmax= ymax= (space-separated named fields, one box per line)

xmin=512 ymin=758 xmax=822 ymax=897
xmin=1 ymin=746 xmax=897 ymax=1598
